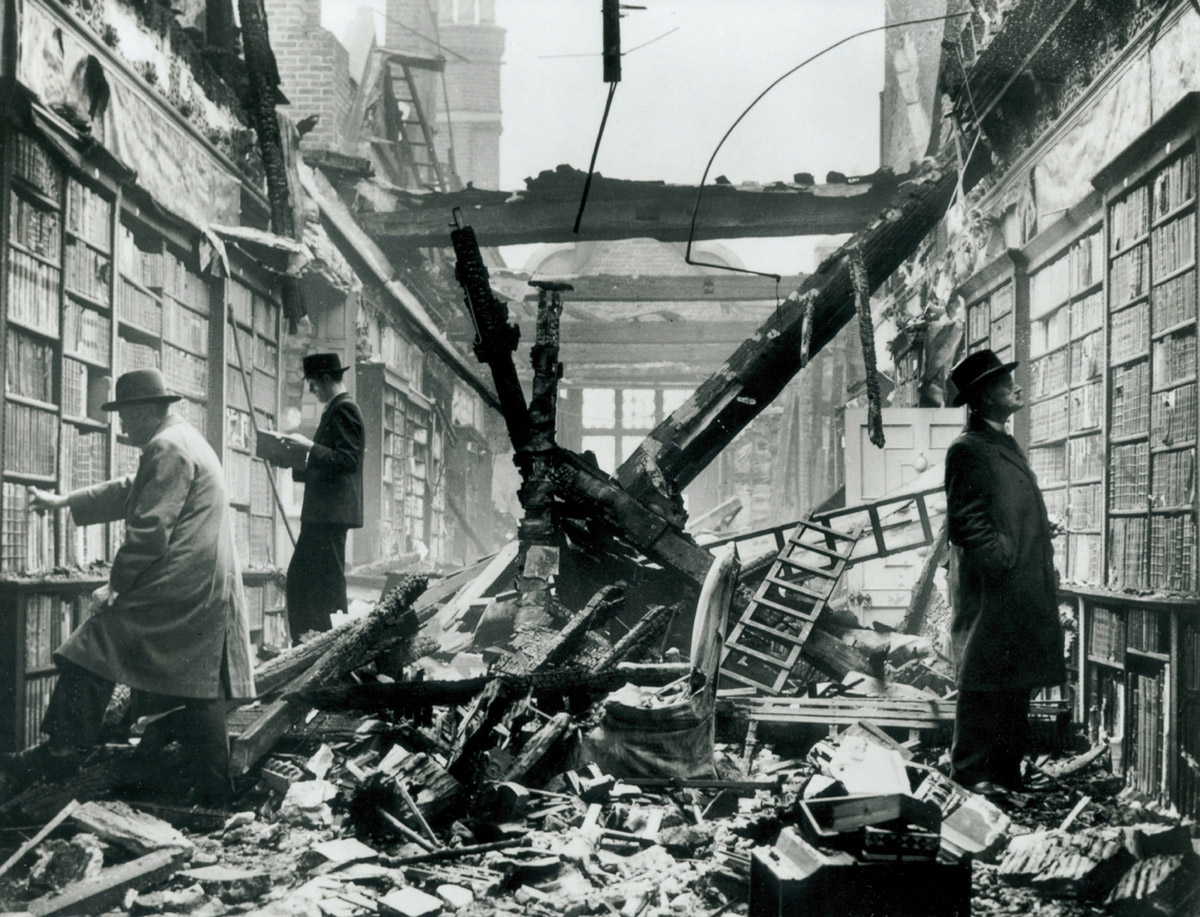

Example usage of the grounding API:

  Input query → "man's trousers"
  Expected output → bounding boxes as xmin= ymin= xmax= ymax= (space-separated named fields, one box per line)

xmin=286 ymin=522 xmax=350 ymax=643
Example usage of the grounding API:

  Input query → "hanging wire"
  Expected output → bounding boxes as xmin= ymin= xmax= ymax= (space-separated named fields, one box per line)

xmin=538 ymin=26 xmax=680 ymax=59
xmin=369 ymin=7 xmax=471 ymax=62
xmin=684 ymin=11 xmax=971 ymax=281
xmin=573 ymin=81 xmax=619 ymax=234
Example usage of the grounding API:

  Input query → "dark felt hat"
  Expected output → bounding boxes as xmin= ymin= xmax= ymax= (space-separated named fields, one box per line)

xmin=100 ymin=369 xmax=182 ymax=411
xmin=949 ymin=348 xmax=1019 ymax=407
xmin=302 ymin=352 xmax=351 ymax=378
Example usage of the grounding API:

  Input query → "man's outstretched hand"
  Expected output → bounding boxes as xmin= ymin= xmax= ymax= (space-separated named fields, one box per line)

xmin=27 ymin=487 xmax=68 ymax=513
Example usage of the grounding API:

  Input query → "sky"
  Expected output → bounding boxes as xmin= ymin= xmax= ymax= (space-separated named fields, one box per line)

xmin=319 ymin=0 xmax=888 ymax=274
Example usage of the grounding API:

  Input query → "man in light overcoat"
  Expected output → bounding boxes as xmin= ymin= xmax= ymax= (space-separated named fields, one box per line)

xmin=3 ymin=369 xmax=256 ymax=806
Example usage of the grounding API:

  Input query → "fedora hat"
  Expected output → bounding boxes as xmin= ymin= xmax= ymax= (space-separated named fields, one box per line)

xmin=949 ymin=349 xmax=1019 ymax=407
xmin=302 ymin=352 xmax=351 ymax=378
xmin=100 ymin=369 xmax=182 ymax=411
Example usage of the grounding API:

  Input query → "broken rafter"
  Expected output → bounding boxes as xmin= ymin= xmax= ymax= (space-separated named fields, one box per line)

xmin=361 ymin=168 xmax=904 ymax=249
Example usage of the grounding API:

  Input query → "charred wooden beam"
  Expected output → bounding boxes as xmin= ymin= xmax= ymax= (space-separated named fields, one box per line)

xmin=360 ymin=169 xmax=903 ymax=249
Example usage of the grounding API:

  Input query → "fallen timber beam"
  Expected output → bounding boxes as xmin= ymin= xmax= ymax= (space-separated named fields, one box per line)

xmin=288 ymin=662 xmax=694 ymax=713
xmin=360 ymin=168 xmax=903 ymax=249
xmin=614 ymin=140 xmax=988 ymax=510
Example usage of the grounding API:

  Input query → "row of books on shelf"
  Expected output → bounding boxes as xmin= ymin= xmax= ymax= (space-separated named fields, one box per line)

xmin=1150 ymin=448 xmax=1195 ymax=508
xmin=228 ymin=280 xmax=279 ymax=340
xmin=1153 ymin=151 xmax=1196 ymax=220
xmin=174 ymin=396 xmax=208 ymax=439
xmin=1111 ymin=245 xmax=1149 ymax=307
xmin=163 ymin=345 xmax=208 ymax=398
xmin=116 ymin=337 xmax=159 ymax=374
xmin=118 ymin=226 xmax=163 ymax=289
xmin=1152 ymin=329 xmax=1198 ymax=385
xmin=66 ymin=181 xmax=112 ymax=253
xmin=10 ymin=193 xmax=61 ymax=261
xmin=1111 ymin=184 xmax=1150 ymax=254
xmin=64 ymin=240 xmax=111 ymax=304
xmin=117 ymin=275 xmax=162 ymax=334
xmin=162 ymin=250 xmax=210 ymax=314
xmin=62 ymin=359 xmax=108 ymax=419
xmin=6 ymin=246 xmax=61 ymax=336
xmin=231 ymin=507 xmax=275 ymax=567
xmin=63 ymin=300 xmax=112 ymax=366
xmin=1149 ymin=514 xmax=1197 ymax=593
xmin=1067 ymin=231 xmax=1104 ymax=294
xmin=1152 ymin=382 xmax=1197 ymax=445
xmin=4 ymin=402 xmax=58 ymax=477
xmin=12 ymin=135 xmax=62 ymax=201
xmin=23 ymin=673 xmax=55 ymax=749
xmin=62 ymin=515 xmax=108 ymax=569
xmin=6 ymin=329 xmax=53 ymax=403
xmin=23 ymin=592 xmax=74 ymax=671
xmin=61 ymin=424 xmax=107 ymax=492
xmin=1112 ymin=361 xmax=1150 ymax=439
xmin=1150 ymin=214 xmax=1195 ymax=278
xmin=1111 ymin=302 xmax=1150 ymax=364
xmin=1154 ymin=270 xmax=1196 ymax=332
xmin=164 ymin=299 xmax=209 ymax=353
xmin=0 ymin=482 xmax=54 ymax=573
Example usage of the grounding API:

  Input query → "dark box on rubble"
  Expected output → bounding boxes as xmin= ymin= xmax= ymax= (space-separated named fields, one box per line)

xmin=750 ymin=827 xmax=970 ymax=917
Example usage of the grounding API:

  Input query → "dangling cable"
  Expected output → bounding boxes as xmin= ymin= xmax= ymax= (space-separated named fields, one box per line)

xmin=684 ymin=11 xmax=970 ymax=280
xmin=574 ymin=82 xmax=618 ymax=234
xmin=798 ymin=289 xmax=818 ymax=367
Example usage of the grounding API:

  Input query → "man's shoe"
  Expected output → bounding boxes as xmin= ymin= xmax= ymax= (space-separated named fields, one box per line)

xmin=0 ymin=744 xmax=82 ymax=798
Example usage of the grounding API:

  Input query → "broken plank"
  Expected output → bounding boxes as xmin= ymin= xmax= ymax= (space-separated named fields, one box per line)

xmin=501 ymin=712 xmax=573 ymax=784
xmin=0 ymin=799 xmax=79 ymax=879
xmin=591 ymin=601 xmax=681 ymax=672
xmin=27 ymin=848 xmax=185 ymax=917
xmin=69 ymin=800 xmax=194 ymax=856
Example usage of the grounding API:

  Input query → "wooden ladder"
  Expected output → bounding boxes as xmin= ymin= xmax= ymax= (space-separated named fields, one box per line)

xmin=387 ymin=54 xmax=450 ymax=192
xmin=720 ymin=515 xmax=862 ymax=695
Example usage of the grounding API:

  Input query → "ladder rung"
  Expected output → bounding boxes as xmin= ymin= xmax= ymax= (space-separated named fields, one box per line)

xmin=723 ymin=640 xmax=795 ymax=669
xmin=775 ymin=555 xmax=839 ymax=578
xmin=748 ymin=593 xmax=822 ymax=622
xmin=737 ymin=619 xmax=815 ymax=649
xmin=718 ymin=667 xmax=777 ymax=692
xmin=793 ymin=518 xmax=859 ymax=541
xmin=785 ymin=539 xmax=853 ymax=561
xmin=763 ymin=575 xmax=828 ymax=602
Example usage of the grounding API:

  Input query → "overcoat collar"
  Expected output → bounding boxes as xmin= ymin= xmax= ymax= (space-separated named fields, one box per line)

xmin=966 ymin=413 xmax=1037 ymax=483
xmin=315 ymin=391 xmax=350 ymax=438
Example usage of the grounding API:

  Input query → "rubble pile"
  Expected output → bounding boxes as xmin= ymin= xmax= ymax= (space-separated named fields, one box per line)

xmin=0 ymin=562 xmax=1197 ymax=917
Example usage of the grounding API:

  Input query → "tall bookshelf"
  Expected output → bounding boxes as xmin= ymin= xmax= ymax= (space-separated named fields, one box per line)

xmin=225 ymin=277 xmax=281 ymax=571
xmin=1027 ymin=227 xmax=1106 ymax=585
xmin=358 ymin=362 xmax=435 ymax=565
xmin=1105 ymin=145 xmax=1197 ymax=592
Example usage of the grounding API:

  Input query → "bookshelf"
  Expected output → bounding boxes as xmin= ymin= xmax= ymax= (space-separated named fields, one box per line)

xmin=357 ymin=362 xmax=436 ymax=565
xmin=1027 ymin=227 xmax=1106 ymax=585
xmin=1105 ymin=145 xmax=1197 ymax=592
xmin=225 ymin=276 xmax=281 ymax=570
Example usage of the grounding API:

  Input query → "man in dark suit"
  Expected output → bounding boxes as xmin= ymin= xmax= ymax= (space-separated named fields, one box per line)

xmin=944 ymin=349 xmax=1065 ymax=796
xmin=278 ymin=353 xmax=365 ymax=643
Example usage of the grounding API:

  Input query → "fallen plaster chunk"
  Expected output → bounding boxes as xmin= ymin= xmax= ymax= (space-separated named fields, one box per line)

xmin=128 ymin=882 xmax=208 ymax=915
xmin=27 ymin=835 xmax=106 ymax=896
xmin=379 ymin=885 xmax=447 ymax=917
xmin=177 ymin=864 xmax=272 ymax=904
xmin=436 ymin=883 xmax=474 ymax=909
xmin=305 ymin=743 xmax=335 ymax=779
xmin=70 ymin=800 xmax=195 ymax=857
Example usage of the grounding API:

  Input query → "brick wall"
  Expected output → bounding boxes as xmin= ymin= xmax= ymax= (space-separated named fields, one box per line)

xmin=266 ymin=0 xmax=356 ymax=150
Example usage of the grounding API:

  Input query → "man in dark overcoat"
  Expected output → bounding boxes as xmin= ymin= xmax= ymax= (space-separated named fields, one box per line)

xmin=944 ymin=349 xmax=1066 ymax=794
xmin=277 ymin=353 xmax=365 ymax=643
xmin=4 ymin=369 xmax=256 ymax=805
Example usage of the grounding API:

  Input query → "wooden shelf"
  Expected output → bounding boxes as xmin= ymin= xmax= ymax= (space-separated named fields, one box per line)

xmin=117 ymin=318 xmax=160 ymax=344
xmin=1153 ymin=262 xmax=1196 ymax=287
xmin=4 ymin=392 xmax=58 ymax=413
xmin=1126 ymin=647 xmax=1170 ymax=664
xmin=65 ymin=286 xmax=111 ymax=312
xmin=1110 ymin=291 xmax=1150 ymax=313
xmin=1107 ymin=507 xmax=1149 ymax=516
xmin=1150 ymin=197 xmax=1195 ymax=229
xmin=1110 ymin=234 xmax=1149 ymax=259
xmin=1152 ymin=318 xmax=1196 ymax=340
xmin=63 ymin=228 xmax=112 ymax=258
xmin=1086 ymin=654 xmax=1125 ymax=670
xmin=1069 ymin=278 xmax=1104 ymax=299
xmin=162 ymin=338 xmax=206 ymax=360
xmin=1108 ymin=349 xmax=1150 ymax=368
xmin=11 ymin=176 xmax=60 ymax=210
xmin=1152 ymin=440 xmax=1196 ymax=454
xmin=7 ymin=239 xmax=61 ymax=270
xmin=1153 ymin=375 xmax=1196 ymax=394
xmin=118 ymin=271 xmax=159 ymax=299
xmin=1 ymin=470 xmax=57 ymax=484
xmin=1109 ymin=431 xmax=1149 ymax=445
xmin=62 ymin=415 xmax=108 ymax=431
xmin=62 ymin=349 xmax=108 ymax=370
